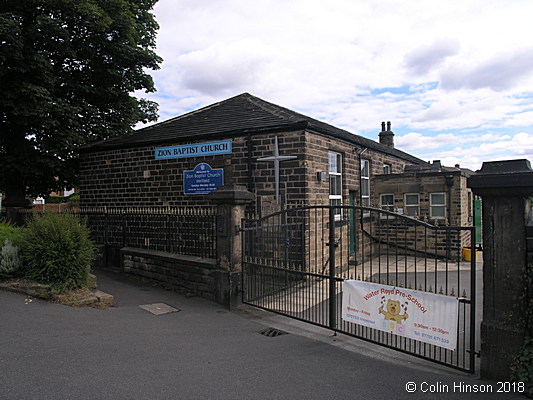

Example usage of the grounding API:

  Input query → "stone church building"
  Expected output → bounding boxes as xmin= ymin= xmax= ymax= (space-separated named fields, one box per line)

xmin=80 ymin=92 xmax=460 ymax=220
xmin=79 ymin=93 xmax=477 ymax=302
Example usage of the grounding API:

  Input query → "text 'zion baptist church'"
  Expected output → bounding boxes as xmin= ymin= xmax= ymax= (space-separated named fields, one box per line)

xmin=155 ymin=140 xmax=232 ymax=160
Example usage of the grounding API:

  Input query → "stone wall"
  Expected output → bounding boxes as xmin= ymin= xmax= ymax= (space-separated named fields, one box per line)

xmin=80 ymin=131 xmax=307 ymax=209
xmin=373 ymin=171 xmax=473 ymax=226
xmin=80 ymin=144 xmax=232 ymax=208
xmin=121 ymin=247 xmax=218 ymax=300
xmin=80 ymin=130 xmax=418 ymax=213
xmin=303 ymin=132 xmax=413 ymax=207
xmin=244 ymin=131 xmax=307 ymax=214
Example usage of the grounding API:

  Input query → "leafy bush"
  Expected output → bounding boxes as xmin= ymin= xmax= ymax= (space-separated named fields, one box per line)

xmin=67 ymin=193 xmax=80 ymax=207
xmin=0 ymin=239 xmax=22 ymax=278
xmin=21 ymin=213 xmax=95 ymax=292
xmin=511 ymin=336 xmax=533 ymax=398
xmin=511 ymin=263 xmax=533 ymax=398
xmin=0 ymin=220 xmax=25 ymax=246
xmin=44 ymin=196 xmax=67 ymax=204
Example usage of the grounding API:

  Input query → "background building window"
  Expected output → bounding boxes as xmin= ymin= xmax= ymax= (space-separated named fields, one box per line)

xmin=361 ymin=159 xmax=370 ymax=208
xmin=430 ymin=192 xmax=446 ymax=219
xmin=329 ymin=152 xmax=342 ymax=219
xmin=383 ymin=163 xmax=391 ymax=174
xmin=380 ymin=194 xmax=394 ymax=211
xmin=404 ymin=193 xmax=420 ymax=217
xmin=380 ymin=193 xmax=395 ymax=219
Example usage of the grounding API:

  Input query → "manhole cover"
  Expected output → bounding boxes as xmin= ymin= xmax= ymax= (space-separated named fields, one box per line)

xmin=258 ymin=327 xmax=288 ymax=337
xmin=139 ymin=303 xmax=180 ymax=315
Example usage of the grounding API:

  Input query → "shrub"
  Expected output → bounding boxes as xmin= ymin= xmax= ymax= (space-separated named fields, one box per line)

xmin=43 ymin=196 xmax=67 ymax=204
xmin=0 ymin=221 xmax=25 ymax=247
xmin=67 ymin=193 xmax=80 ymax=207
xmin=0 ymin=239 xmax=22 ymax=278
xmin=510 ymin=264 xmax=533 ymax=398
xmin=21 ymin=213 xmax=95 ymax=292
xmin=511 ymin=336 xmax=533 ymax=398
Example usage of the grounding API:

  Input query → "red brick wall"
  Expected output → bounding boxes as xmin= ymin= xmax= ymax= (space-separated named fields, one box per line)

xmin=32 ymin=203 xmax=71 ymax=213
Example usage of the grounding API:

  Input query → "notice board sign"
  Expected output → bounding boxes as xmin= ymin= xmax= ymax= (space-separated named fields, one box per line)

xmin=184 ymin=163 xmax=224 ymax=195
xmin=342 ymin=280 xmax=459 ymax=350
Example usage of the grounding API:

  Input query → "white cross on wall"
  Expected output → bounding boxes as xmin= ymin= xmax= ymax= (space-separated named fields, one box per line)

xmin=257 ymin=136 xmax=297 ymax=204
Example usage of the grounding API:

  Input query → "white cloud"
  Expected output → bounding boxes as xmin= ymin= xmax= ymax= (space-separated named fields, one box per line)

xmin=177 ymin=40 xmax=270 ymax=95
xmin=503 ymin=110 xmax=533 ymax=127
xmin=404 ymin=39 xmax=460 ymax=76
xmin=401 ymin=132 xmax=533 ymax=170
xmin=440 ymin=48 xmax=533 ymax=92
xmin=396 ymin=131 xmax=512 ymax=151
xmin=136 ymin=0 xmax=533 ymax=166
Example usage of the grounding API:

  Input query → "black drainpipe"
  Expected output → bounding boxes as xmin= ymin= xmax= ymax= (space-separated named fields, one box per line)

xmin=445 ymin=175 xmax=454 ymax=225
xmin=247 ymin=133 xmax=253 ymax=192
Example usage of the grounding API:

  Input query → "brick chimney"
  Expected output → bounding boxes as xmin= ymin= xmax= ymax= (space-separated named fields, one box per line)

xmin=379 ymin=121 xmax=394 ymax=148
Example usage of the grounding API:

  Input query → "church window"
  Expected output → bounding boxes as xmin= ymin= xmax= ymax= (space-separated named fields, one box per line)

xmin=329 ymin=152 xmax=342 ymax=219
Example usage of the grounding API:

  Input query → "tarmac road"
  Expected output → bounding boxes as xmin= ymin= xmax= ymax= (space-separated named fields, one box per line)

xmin=0 ymin=269 xmax=525 ymax=400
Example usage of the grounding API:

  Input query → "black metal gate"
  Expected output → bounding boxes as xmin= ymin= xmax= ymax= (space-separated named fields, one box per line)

xmin=242 ymin=206 xmax=477 ymax=373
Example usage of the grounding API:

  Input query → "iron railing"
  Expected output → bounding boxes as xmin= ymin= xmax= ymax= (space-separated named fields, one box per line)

xmin=242 ymin=205 xmax=477 ymax=373
xmin=18 ymin=206 xmax=217 ymax=259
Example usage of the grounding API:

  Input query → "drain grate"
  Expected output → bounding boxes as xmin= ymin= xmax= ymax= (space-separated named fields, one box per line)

xmin=258 ymin=327 xmax=288 ymax=337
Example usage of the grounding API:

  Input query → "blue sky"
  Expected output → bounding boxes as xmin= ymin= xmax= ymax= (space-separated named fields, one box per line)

xmin=137 ymin=0 xmax=533 ymax=171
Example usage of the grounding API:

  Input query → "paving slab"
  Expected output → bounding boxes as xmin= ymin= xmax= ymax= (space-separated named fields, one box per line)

xmin=139 ymin=302 xmax=180 ymax=315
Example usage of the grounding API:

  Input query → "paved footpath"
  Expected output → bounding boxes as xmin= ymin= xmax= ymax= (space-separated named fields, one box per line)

xmin=0 ymin=269 xmax=526 ymax=400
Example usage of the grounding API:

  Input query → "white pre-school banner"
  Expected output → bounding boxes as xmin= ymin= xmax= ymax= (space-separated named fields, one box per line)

xmin=342 ymin=280 xmax=459 ymax=350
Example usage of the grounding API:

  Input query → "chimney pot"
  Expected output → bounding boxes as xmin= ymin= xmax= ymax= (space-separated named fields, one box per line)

xmin=379 ymin=121 xmax=394 ymax=148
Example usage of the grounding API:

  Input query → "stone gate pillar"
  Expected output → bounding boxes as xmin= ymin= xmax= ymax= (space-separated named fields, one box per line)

xmin=3 ymin=193 xmax=31 ymax=226
xmin=208 ymin=184 xmax=254 ymax=308
xmin=468 ymin=159 xmax=533 ymax=380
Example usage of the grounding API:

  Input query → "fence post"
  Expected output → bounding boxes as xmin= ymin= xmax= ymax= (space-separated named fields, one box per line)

xmin=208 ymin=184 xmax=254 ymax=309
xmin=468 ymin=159 xmax=533 ymax=380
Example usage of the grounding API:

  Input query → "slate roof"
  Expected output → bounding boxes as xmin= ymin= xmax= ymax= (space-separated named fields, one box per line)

xmin=80 ymin=92 xmax=426 ymax=164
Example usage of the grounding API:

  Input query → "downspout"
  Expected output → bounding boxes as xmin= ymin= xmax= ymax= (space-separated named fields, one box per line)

xmin=445 ymin=175 xmax=454 ymax=225
xmin=247 ymin=133 xmax=253 ymax=192
xmin=246 ymin=133 xmax=255 ymax=217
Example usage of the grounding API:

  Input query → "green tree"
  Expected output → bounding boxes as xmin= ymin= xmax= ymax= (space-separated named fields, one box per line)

xmin=0 ymin=0 xmax=162 ymax=206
